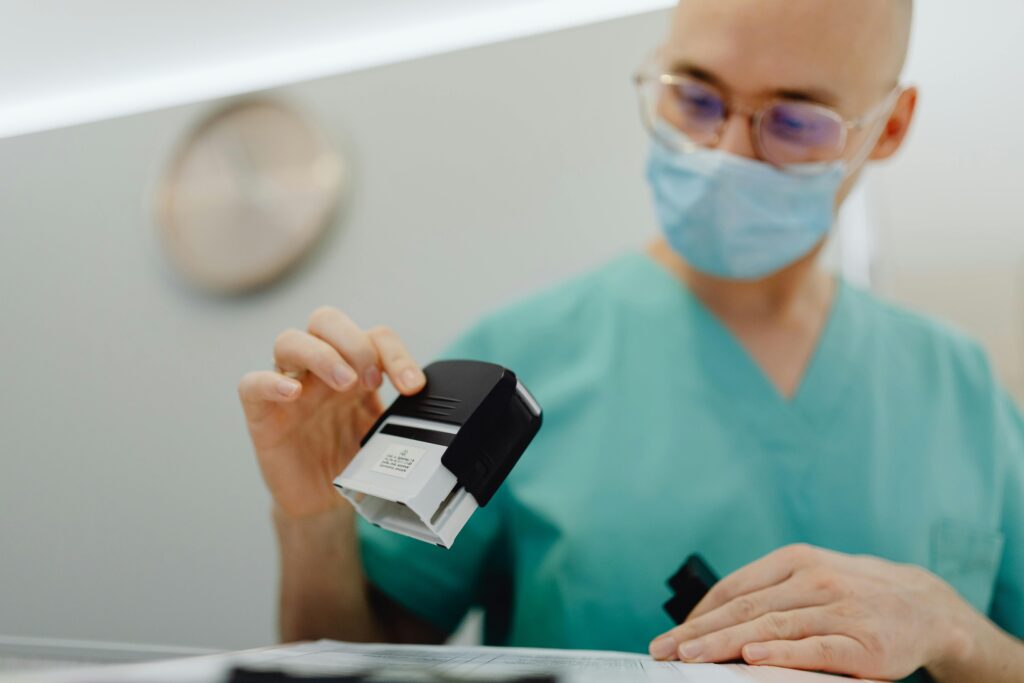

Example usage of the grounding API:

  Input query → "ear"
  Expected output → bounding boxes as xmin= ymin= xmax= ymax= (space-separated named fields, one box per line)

xmin=868 ymin=87 xmax=918 ymax=161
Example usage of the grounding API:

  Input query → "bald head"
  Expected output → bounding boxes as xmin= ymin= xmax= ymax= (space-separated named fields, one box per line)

xmin=664 ymin=0 xmax=913 ymax=115
xmin=657 ymin=0 xmax=919 ymax=205
xmin=892 ymin=0 xmax=914 ymax=78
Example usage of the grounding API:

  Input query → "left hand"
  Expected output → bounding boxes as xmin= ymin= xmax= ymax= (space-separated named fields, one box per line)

xmin=648 ymin=544 xmax=975 ymax=680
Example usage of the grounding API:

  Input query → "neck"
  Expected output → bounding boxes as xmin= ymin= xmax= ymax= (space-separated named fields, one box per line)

xmin=645 ymin=238 xmax=833 ymax=324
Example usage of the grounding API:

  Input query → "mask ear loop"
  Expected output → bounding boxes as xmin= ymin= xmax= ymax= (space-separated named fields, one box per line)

xmin=841 ymin=88 xmax=903 ymax=178
xmin=651 ymin=115 xmax=702 ymax=155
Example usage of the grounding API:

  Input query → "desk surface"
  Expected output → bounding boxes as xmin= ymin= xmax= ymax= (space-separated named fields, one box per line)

xmin=0 ymin=636 xmax=217 ymax=677
xmin=1 ymin=640 xmax=875 ymax=683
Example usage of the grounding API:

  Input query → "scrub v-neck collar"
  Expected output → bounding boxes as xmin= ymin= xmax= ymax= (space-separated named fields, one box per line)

xmin=629 ymin=249 xmax=866 ymax=447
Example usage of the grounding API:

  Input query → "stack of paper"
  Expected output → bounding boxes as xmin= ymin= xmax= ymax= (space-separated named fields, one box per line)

xmin=9 ymin=640 xmax=873 ymax=683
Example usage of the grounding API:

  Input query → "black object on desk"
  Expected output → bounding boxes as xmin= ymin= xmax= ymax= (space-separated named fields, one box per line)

xmin=225 ymin=667 xmax=557 ymax=682
xmin=663 ymin=554 xmax=719 ymax=625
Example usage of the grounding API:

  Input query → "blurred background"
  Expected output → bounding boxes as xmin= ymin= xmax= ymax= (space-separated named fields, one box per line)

xmin=1 ymin=0 xmax=1021 ymax=661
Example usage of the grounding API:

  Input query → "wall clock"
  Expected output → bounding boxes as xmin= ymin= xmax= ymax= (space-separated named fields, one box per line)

xmin=157 ymin=99 xmax=344 ymax=293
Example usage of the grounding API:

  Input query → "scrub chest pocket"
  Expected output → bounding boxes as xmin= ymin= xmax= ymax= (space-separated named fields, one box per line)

xmin=930 ymin=518 xmax=1005 ymax=614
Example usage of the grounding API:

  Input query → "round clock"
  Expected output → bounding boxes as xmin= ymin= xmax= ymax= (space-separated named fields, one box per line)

xmin=157 ymin=99 xmax=345 ymax=293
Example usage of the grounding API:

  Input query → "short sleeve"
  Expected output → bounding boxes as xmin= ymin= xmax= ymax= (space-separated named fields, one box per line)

xmin=357 ymin=318 xmax=504 ymax=635
xmin=990 ymin=389 xmax=1024 ymax=638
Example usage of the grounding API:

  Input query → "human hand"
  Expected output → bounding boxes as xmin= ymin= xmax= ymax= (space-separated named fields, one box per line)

xmin=239 ymin=307 xmax=426 ymax=519
xmin=649 ymin=544 xmax=975 ymax=680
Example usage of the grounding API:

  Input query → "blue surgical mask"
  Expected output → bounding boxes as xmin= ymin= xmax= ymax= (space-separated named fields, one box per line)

xmin=645 ymin=135 xmax=846 ymax=280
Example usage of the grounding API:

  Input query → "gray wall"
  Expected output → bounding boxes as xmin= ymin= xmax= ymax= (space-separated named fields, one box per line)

xmin=0 ymin=12 xmax=667 ymax=649
xmin=3 ymin=1 xmax=1023 ymax=653
xmin=872 ymin=1 xmax=1024 ymax=400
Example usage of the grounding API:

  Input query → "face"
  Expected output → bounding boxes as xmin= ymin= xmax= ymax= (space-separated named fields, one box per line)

xmin=659 ymin=0 xmax=917 ymax=204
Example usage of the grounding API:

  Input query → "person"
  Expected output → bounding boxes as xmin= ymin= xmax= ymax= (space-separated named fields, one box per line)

xmin=238 ymin=0 xmax=1024 ymax=680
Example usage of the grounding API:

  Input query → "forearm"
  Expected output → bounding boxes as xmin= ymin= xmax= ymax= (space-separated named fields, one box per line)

xmin=929 ymin=608 xmax=1024 ymax=683
xmin=273 ymin=500 xmax=387 ymax=643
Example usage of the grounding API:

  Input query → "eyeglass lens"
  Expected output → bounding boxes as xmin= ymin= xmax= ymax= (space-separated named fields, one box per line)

xmin=656 ymin=77 xmax=847 ymax=165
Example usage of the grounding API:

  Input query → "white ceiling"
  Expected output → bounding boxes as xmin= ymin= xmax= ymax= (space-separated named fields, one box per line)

xmin=0 ymin=0 xmax=672 ymax=139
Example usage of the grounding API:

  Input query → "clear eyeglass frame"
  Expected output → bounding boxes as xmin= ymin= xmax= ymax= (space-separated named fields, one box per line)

xmin=633 ymin=60 xmax=902 ymax=175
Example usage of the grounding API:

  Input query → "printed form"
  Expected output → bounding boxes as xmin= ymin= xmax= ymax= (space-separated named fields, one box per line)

xmin=15 ymin=640 xmax=873 ymax=683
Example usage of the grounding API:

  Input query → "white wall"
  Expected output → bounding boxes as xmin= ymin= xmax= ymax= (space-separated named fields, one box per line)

xmin=0 ymin=0 xmax=674 ymax=138
xmin=0 ymin=11 xmax=668 ymax=650
xmin=872 ymin=0 xmax=1024 ymax=401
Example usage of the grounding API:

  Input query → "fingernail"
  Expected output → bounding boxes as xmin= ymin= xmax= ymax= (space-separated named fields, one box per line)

xmin=679 ymin=641 xmax=703 ymax=661
xmin=333 ymin=365 xmax=355 ymax=389
xmin=363 ymin=366 xmax=382 ymax=390
xmin=277 ymin=379 xmax=300 ymax=397
xmin=744 ymin=644 xmax=768 ymax=662
xmin=649 ymin=637 xmax=676 ymax=660
xmin=402 ymin=368 xmax=423 ymax=390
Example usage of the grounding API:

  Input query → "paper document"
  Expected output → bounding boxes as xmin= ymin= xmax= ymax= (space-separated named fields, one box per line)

xmin=11 ymin=640 xmax=873 ymax=683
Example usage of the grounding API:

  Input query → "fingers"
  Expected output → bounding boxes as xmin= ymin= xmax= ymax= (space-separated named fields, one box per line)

xmin=274 ymin=328 xmax=358 ymax=392
xmin=368 ymin=325 xmax=425 ymax=395
xmin=307 ymin=309 xmax=385 ymax=389
xmin=307 ymin=307 xmax=383 ymax=391
xmin=238 ymin=371 xmax=302 ymax=420
xmin=675 ymin=607 xmax=833 ymax=663
xmin=652 ymin=575 xmax=832 ymax=658
xmin=307 ymin=306 xmax=424 ymax=395
xmin=742 ymin=635 xmax=866 ymax=674
xmin=687 ymin=544 xmax=819 ymax=622
xmin=251 ymin=306 xmax=423 ymax=411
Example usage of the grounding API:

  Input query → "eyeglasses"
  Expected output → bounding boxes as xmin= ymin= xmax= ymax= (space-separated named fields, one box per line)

xmin=633 ymin=63 xmax=900 ymax=172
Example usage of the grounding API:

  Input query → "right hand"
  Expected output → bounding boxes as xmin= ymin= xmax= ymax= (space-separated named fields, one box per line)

xmin=238 ymin=306 xmax=426 ymax=518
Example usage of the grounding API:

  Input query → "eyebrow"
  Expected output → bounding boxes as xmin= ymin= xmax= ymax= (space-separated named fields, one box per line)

xmin=666 ymin=60 xmax=841 ymax=108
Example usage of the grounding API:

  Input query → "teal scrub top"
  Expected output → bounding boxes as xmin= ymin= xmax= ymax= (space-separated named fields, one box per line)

xmin=358 ymin=250 xmax=1024 ymax=653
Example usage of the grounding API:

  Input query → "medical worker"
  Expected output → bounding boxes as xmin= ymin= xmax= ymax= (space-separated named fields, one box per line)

xmin=238 ymin=0 xmax=1024 ymax=680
